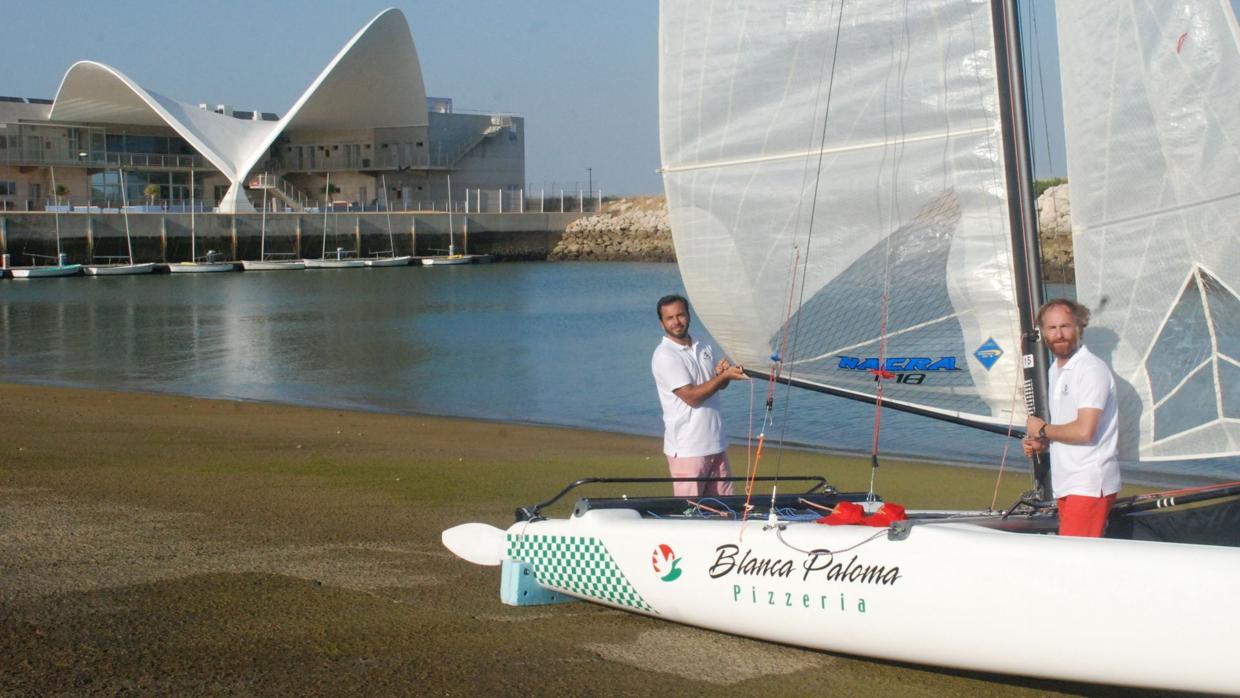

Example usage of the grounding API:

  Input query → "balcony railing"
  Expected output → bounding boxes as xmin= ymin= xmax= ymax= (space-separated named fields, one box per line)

xmin=0 ymin=148 xmax=206 ymax=170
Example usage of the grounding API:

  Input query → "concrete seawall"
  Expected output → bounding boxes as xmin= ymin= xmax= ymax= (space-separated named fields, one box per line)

xmin=0 ymin=212 xmax=585 ymax=264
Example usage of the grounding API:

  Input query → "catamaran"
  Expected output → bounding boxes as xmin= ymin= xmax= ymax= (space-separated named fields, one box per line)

xmin=84 ymin=168 xmax=156 ymax=276
xmin=443 ymin=1 xmax=1240 ymax=693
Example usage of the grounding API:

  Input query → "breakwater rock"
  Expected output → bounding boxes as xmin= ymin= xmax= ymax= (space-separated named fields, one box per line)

xmin=549 ymin=187 xmax=1074 ymax=278
xmin=549 ymin=196 xmax=675 ymax=262
xmin=1037 ymin=183 xmax=1074 ymax=283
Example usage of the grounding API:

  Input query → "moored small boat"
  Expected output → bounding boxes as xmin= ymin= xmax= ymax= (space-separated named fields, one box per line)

xmin=240 ymin=259 xmax=306 ymax=271
xmin=83 ymin=263 xmax=157 ymax=276
xmin=9 ymin=264 xmax=82 ymax=279
xmin=421 ymin=255 xmax=475 ymax=266
xmin=363 ymin=255 xmax=412 ymax=267
xmin=167 ymin=261 xmax=236 ymax=273
xmin=304 ymin=257 xmax=365 ymax=269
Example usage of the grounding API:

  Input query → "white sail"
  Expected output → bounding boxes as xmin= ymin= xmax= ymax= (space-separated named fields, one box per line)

xmin=660 ymin=0 xmax=1026 ymax=429
xmin=1057 ymin=1 xmax=1240 ymax=462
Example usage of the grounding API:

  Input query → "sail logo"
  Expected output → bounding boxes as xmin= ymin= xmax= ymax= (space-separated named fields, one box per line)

xmin=973 ymin=338 xmax=1003 ymax=370
xmin=836 ymin=356 xmax=960 ymax=372
xmin=651 ymin=544 xmax=683 ymax=582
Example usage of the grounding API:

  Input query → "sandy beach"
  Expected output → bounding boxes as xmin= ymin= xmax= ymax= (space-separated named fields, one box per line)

xmin=0 ymin=383 xmax=1153 ymax=696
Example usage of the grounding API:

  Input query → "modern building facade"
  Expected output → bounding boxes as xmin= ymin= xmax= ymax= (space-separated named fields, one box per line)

xmin=0 ymin=8 xmax=524 ymax=214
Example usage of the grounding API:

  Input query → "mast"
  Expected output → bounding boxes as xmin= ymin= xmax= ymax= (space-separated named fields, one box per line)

xmin=259 ymin=177 xmax=268 ymax=259
xmin=190 ymin=167 xmax=196 ymax=262
xmin=120 ymin=168 xmax=133 ymax=263
xmin=446 ymin=174 xmax=455 ymax=255
xmin=991 ymin=0 xmax=1051 ymax=499
xmin=381 ymin=174 xmax=395 ymax=256
xmin=50 ymin=166 xmax=62 ymax=262
xmin=321 ymin=173 xmax=330 ymax=259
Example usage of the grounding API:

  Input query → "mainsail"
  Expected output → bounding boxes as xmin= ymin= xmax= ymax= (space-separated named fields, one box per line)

xmin=660 ymin=1 xmax=1027 ymax=430
xmin=1057 ymin=1 xmax=1240 ymax=464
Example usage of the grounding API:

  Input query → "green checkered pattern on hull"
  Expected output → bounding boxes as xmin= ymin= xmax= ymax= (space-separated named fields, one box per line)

xmin=507 ymin=534 xmax=652 ymax=612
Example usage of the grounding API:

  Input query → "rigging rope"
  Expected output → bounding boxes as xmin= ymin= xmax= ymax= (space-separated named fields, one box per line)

xmin=742 ymin=246 xmax=801 ymax=532
xmin=772 ymin=0 xmax=848 ymax=475
xmin=736 ymin=0 xmax=849 ymax=537
xmin=864 ymin=1 xmax=916 ymax=502
xmin=990 ymin=383 xmax=1025 ymax=511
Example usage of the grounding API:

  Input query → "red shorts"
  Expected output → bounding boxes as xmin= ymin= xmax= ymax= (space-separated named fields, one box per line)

xmin=666 ymin=452 xmax=733 ymax=498
xmin=1057 ymin=493 xmax=1117 ymax=537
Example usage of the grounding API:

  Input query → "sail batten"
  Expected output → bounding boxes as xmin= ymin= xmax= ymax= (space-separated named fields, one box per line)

xmin=661 ymin=124 xmax=999 ymax=174
xmin=1070 ymin=189 xmax=1240 ymax=234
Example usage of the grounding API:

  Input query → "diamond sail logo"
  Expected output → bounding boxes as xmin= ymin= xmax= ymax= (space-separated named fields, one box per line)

xmin=973 ymin=338 xmax=1003 ymax=370
xmin=651 ymin=544 xmax=683 ymax=582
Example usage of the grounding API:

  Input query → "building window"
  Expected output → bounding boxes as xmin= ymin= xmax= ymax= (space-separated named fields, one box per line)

xmin=29 ymin=183 xmax=42 ymax=201
xmin=0 ymin=181 xmax=16 ymax=196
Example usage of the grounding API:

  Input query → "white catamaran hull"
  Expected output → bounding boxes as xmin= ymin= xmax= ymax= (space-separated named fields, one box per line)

xmin=83 ymin=263 xmax=157 ymax=276
xmin=240 ymin=260 xmax=307 ymax=271
xmin=462 ymin=510 xmax=1240 ymax=694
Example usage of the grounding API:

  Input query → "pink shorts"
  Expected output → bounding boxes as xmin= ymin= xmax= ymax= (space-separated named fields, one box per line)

xmin=666 ymin=452 xmax=734 ymax=498
xmin=1058 ymin=493 xmax=1117 ymax=537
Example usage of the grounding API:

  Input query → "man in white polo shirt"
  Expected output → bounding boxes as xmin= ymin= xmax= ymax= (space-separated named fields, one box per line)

xmin=651 ymin=294 xmax=747 ymax=497
xmin=1023 ymin=298 xmax=1121 ymax=537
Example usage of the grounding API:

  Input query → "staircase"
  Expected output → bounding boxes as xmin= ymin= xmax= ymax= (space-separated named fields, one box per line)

xmin=251 ymin=172 xmax=312 ymax=211
xmin=442 ymin=115 xmax=512 ymax=167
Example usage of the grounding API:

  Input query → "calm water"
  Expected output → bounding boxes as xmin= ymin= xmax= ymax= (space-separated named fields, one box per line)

xmin=0 ymin=263 xmax=1224 ymax=482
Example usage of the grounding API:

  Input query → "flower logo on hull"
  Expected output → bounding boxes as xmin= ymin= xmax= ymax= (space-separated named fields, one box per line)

xmin=652 ymin=543 xmax=683 ymax=582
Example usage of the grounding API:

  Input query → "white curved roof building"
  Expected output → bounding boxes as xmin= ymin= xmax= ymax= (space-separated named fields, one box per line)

xmin=0 ymin=8 xmax=522 ymax=214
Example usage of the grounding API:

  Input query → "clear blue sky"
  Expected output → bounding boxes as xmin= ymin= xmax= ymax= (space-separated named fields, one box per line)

xmin=5 ymin=2 xmax=1235 ymax=193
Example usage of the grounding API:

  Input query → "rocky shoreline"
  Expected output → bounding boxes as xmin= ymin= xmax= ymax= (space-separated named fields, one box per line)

xmin=553 ymin=187 xmax=1074 ymax=282
xmin=549 ymin=196 xmax=674 ymax=262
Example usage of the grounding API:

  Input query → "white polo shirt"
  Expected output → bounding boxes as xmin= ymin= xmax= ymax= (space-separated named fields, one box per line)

xmin=1047 ymin=344 xmax=1121 ymax=499
xmin=651 ymin=335 xmax=727 ymax=457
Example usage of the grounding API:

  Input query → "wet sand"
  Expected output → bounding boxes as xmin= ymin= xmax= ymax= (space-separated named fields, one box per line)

xmin=0 ymin=383 xmax=1153 ymax=696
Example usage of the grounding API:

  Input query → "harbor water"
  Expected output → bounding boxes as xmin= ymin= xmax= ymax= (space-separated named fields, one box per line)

xmin=0 ymin=262 xmax=1227 ymax=482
